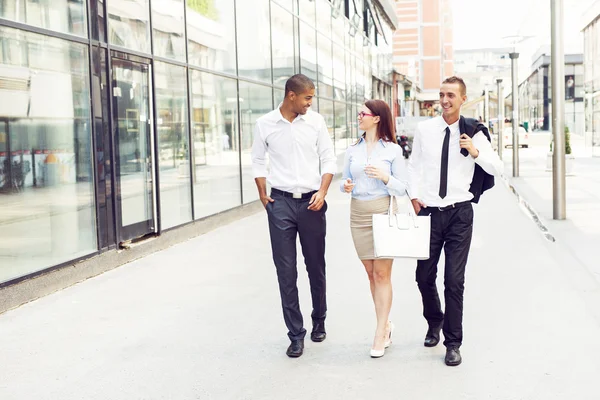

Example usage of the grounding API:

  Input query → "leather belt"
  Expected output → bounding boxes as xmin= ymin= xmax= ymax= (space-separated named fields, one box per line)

xmin=433 ymin=200 xmax=472 ymax=212
xmin=271 ymin=188 xmax=316 ymax=200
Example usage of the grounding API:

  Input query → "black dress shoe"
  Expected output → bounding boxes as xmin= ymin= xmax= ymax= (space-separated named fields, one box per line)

xmin=311 ymin=321 xmax=326 ymax=342
xmin=424 ymin=322 xmax=443 ymax=347
xmin=286 ymin=340 xmax=304 ymax=358
xmin=445 ymin=347 xmax=462 ymax=366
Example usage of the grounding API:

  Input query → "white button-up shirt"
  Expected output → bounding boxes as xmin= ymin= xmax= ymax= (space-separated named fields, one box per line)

xmin=407 ymin=116 xmax=504 ymax=207
xmin=251 ymin=107 xmax=337 ymax=193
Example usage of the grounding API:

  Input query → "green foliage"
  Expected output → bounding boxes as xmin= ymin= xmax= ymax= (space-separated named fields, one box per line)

xmin=549 ymin=126 xmax=572 ymax=155
xmin=187 ymin=0 xmax=219 ymax=20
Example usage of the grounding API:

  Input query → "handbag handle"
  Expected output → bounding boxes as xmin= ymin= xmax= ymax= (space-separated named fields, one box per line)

xmin=387 ymin=192 xmax=420 ymax=228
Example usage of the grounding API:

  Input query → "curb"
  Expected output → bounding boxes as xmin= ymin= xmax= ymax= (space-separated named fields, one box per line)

xmin=500 ymin=175 xmax=556 ymax=243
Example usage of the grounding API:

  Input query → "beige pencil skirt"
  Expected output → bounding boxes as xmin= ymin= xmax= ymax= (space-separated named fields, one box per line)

xmin=350 ymin=196 xmax=396 ymax=260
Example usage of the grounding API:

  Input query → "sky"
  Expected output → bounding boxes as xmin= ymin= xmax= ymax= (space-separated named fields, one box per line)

xmin=452 ymin=0 xmax=596 ymax=51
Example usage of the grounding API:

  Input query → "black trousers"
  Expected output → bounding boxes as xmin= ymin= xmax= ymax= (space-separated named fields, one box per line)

xmin=416 ymin=203 xmax=473 ymax=348
xmin=266 ymin=191 xmax=327 ymax=341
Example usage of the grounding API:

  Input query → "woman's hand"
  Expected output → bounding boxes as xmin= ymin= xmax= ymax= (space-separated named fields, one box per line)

xmin=343 ymin=178 xmax=355 ymax=193
xmin=364 ymin=165 xmax=389 ymax=184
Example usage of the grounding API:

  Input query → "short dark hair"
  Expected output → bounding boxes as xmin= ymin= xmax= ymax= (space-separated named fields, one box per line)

xmin=284 ymin=74 xmax=315 ymax=97
xmin=442 ymin=76 xmax=467 ymax=96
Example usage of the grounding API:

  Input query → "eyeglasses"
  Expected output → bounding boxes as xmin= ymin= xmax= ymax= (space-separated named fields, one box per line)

xmin=357 ymin=112 xmax=374 ymax=118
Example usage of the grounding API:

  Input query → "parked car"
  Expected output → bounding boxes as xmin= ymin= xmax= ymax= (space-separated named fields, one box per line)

xmin=502 ymin=126 xmax=529 ymax=148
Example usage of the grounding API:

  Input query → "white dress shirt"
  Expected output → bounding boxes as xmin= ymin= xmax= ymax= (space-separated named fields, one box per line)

xmin=251 ymin=107 xmax=337 ymax=193
xmin=407 ymin=116 xmax=504 ymax=207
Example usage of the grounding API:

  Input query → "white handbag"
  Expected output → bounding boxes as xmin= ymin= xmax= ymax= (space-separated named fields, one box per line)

xmin=372 ymin=195 xmax=431 ymax=260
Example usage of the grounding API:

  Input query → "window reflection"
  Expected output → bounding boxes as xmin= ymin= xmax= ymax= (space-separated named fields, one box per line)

xmin=190 ymin=70 xmax=241 ymax=218
xmin=238 ymin=81 xmax=273 ymax=204
xmin=236 ymin=0 xmax=272 ymax=83
xmin=0 ymin=27 xmax=96 ymax=283
xmin=187 ymin=0 xmax=236 ymax=74
xmin=319 ymin=98 xmax=334 ymax=147
xmin=316 ymin=0 xmax=332 ymax=37
xmin=334 ymin=101 xmax=348 ymax=155
xmin=271 ymin=3 xmax=297 ymax=87
xmin=155 ymin=62 xmax=192 ymax=228
xmin=107 ymin=0 xmax=151 ymax=53
xmin=298 ymin=0 xmax=315 ymax=26
xmin=0 ymin=0 xmax=87 ymax=37
xmin=300 ymin=22 xmax=317 ymax=81
xmin=317 ymin=33 xmax=333 ymax=99
xmin=152 ymin=0 xmax=186 ymax=61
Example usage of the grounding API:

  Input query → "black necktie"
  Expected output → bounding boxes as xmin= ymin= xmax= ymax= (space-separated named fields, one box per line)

xmin=439 ymin=127 xmax=450 ymax=199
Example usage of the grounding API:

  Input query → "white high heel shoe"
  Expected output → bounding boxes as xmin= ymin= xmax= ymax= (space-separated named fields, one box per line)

xmin=370 ymin=321 xmax=394 ymax=358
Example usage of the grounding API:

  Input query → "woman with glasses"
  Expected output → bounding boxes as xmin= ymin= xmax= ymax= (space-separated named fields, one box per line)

xmin=340 ymin=100 xmax=408 ymax=358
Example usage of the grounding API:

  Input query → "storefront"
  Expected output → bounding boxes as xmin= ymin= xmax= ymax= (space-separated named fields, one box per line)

xmin=0 ymin=0 xmax=397 ymax=285
xmin=582 ymin=2 xmax=600 ymax=156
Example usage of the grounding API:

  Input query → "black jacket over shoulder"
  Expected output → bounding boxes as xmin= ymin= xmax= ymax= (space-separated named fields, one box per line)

xmin=459 ymin=116 xmax=495 ymax=203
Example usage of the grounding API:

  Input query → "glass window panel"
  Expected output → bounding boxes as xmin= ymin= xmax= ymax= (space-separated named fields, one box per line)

xmin=334 ymin=101 xmax=348 ymax=155
xmin=238 ymin=81 xmax=273 ymax=204
xmin=0 ymin=0 xmax=88 ymax=37
xmin=190 ymin=70 xmax=241 ymax=218
xmin=187 ymin=0 xmax=236 ymax=74
xmin=236 ymin=0 xmax=272 ymax=83
xmin=271 ymin=3 xmax=297 ymax=87
xmin=274 ymin=88 xmax=285 ymax=106
xmin=107 ymin=0 xmax=151 ymax=53
xmin=300 ymin=22 xmax=317 ymax=81
xmin=273 ymin=0 xmax=294 ymax=12
xmin=333 ymin=44 xmax=346 ymax=101
xmin=332 ymin=3 xmax=345 ymax=46
xmin=0 ymin=26 xmax=96 ymax=283
xmin=315 ymin=0 xmax=332 ymax=37
xmin=155 ymin=62 xmax=192 ymax=229
xmin=298 ymin=0 xmax=315 ymax=25
xmin=320 ymin=97 xmax=334 ymax=144
xmin=152 ymin=0 xmax=186 ymax=61
xmin=317 ymin=33 xmax=333 ymax=98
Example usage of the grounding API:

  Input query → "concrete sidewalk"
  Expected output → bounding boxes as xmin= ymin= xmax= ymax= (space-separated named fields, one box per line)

xmin=1 ymin=182 xmax=599 ymax=399
xmin=502 ymin=135 xmax=600 ymax=286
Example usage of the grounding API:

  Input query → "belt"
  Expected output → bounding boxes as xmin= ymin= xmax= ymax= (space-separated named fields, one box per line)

xmin=432 ymin=200 xmax=472 ymax=212
xmin=271 ymin=188 xmax=317 ymax=200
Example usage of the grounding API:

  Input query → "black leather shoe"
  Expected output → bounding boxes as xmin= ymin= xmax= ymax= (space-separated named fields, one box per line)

xmin=445 ymin=347 xmax=462 ymax=366
xmin=286 ymin=340 xmax=304 ymax=358
xmin=424 ymin=322 xmax=443 ymax=347
xmin=311 ymin=321 xmax=326 ymax=342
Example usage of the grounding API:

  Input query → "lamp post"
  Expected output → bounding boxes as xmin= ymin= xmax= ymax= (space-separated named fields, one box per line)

xmin=510 ymin=52 xmax=519 ymax=177
xmin=551 ymin=0 xmax=566 ymax=219
xmin=497 ymin=78 xmax=504 ymax=159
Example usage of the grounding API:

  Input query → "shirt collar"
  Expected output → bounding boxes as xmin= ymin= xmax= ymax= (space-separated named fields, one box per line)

xmin=356 ymin=136 xmax=389 ymax=147
xmin=276 ymin=103 xmax=307 ymax=122
xmin=439 ymin=116 xmax=460 ymax=132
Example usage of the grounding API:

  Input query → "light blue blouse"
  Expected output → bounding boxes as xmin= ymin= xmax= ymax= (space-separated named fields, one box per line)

xmin=339 ymin=137 xmax=408 ymax=201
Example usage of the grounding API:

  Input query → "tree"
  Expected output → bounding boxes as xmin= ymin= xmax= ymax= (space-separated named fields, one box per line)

xmin=187 ymin=0 xmax=219 ymax=21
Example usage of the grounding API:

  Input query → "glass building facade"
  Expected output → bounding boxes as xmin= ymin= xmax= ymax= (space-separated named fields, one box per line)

xmin=515 ymin=54 xmax=585 ymax=136
xmin=0 ymin=0 xmax=395 ymax=284
xmin=583 ymin=10 xmax=600 ymax=156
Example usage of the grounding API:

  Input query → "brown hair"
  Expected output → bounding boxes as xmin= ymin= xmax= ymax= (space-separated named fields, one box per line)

xmin=442 ymin=76 xmax=467 ymax=96
xmin=363 ymin=99 xmax=397 ymax=143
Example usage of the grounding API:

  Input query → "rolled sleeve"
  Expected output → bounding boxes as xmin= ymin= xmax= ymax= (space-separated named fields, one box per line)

xmin=385 ymin=145 xmax=408 ymax=196
xmin=251 ymin=122 xmax=268 ymax=178
xmin=473 ymin=132 xmax=504 ymax=177
xmin=339 ymin=148 xmax=352 ymax=193
xmin=318 ymin=117 xmax=337 ymax=176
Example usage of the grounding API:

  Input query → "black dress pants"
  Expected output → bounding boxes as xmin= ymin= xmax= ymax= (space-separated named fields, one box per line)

xmin=266 ymin=190 xmax=327 ymax=341
xmin=416 ymin=203 xmax=473 ymax=348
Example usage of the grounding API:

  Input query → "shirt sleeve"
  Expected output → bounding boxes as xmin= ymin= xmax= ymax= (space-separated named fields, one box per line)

xmin=339 ymin=148 xmax=352 ymax=193
xmin=406 ymin=125 xmax=423 ymax=199
xmin=472 ymin=131 xmax=504 ymax=176
xmin=317 ymin=117 xmax=337 ymax=176
xmin=385 ymin=145 xmax=408 ymax=196
xmin=251 ymin=122 xmax=268 ymax=178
